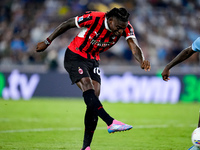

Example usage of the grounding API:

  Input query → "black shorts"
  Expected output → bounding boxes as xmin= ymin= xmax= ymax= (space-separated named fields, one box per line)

xmin=64 ymin=49 xmax=101 ymax=84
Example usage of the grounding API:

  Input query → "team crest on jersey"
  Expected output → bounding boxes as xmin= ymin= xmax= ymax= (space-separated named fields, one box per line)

xmin=78 ymin=67 xmax=83 ymax=74
xmin=78 ymin=16 xmax=83 ymax=22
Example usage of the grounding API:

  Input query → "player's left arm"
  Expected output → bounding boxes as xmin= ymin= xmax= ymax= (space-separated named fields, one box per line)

xmin=47 ymin=18 xmax=77 ymax=42
xmin=127 ymin=37 xmax=151 ymax=71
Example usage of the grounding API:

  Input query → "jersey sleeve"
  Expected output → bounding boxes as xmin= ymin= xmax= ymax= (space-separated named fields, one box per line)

xmin=75 ymin=11 xmax=94 ymax=28
xmin=192 ymin=37 xmax=200 ymax=52
xmin=123 ymin=22 xmax=136 ymax=40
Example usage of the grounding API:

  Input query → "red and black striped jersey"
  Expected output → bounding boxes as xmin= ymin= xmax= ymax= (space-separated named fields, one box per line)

xmin=68 ymin=11 xmax=136 ymax=60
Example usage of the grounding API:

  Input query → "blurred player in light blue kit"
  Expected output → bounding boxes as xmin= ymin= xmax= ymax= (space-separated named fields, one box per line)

xmin=161 ymin=37 xmax=200 ymax=81
xmin=161 ymin=37 xmax=200 ymax=150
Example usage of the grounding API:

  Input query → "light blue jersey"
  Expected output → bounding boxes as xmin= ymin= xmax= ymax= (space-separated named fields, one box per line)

xmin=192 ymin=37 xmax=200 ymax=52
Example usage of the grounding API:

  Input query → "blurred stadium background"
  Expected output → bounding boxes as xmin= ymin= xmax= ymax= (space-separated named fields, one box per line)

xmin=0 ymin=0 xmax=200 ymax=103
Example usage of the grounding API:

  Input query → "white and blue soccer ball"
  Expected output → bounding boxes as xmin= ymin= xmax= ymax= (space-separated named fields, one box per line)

xmin=192 ymin=128 xmax=200 ymax=148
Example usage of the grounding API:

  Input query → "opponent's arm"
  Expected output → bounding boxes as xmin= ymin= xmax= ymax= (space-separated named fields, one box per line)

xmin=164 ymin=46 xmax=195 ymax=70
xmin=161 ymin=46 xmax=196 ymax=81
xmin=127 ymin=38 xmax=151 ymax=71
xmin=36 ymin=17 xmax=76 ymax=52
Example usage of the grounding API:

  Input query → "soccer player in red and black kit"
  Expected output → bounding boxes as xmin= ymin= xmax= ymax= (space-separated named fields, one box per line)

xmin=36 ymin=8 xmax=151 ymax=150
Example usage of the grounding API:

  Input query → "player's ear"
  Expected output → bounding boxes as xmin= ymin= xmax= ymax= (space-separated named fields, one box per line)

xmin=107 ymin=17 xmax=114 ymax=26
xmin=108 ymin=17 xmax=114 ymax=22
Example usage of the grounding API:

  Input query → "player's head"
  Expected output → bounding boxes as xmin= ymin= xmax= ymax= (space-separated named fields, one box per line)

xmin=106 ymin=7 xmax=129 ymax=36
xmin=106 ymin=7 xmax=130 ymax=22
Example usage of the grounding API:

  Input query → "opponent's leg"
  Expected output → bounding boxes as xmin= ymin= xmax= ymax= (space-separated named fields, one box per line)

xmin=188 ymin=145 xmax=200 ymax=150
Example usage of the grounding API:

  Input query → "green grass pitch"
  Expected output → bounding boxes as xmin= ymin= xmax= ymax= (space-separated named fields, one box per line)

xmin=0 ymin=98 xmax=199 ymax=150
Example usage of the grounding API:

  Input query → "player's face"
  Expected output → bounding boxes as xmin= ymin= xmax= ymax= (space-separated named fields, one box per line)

xmin=108 ymin=17 xmax=128 ymax=36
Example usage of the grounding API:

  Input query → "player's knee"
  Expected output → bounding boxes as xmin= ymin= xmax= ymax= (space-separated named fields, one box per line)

xmin=80 ymin=77 xmax=94 ymax=91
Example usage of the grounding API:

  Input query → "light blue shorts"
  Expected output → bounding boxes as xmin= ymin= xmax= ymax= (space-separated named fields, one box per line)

xmin=192 ymin=37 xmax=200 ymax=52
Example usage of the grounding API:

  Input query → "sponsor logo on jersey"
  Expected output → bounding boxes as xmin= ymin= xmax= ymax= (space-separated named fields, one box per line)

xmin=90 ymin=39 xmax=115 ymax=47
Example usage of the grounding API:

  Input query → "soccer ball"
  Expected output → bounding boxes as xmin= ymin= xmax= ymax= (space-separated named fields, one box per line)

xmin=192 ymin=128 xmax=200 ymax=148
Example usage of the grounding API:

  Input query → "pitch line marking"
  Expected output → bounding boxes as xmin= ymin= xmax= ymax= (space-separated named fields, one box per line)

xmin=0 ymin=124 xmax=196 ymax=133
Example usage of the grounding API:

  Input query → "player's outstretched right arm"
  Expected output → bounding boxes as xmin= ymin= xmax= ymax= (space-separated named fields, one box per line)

xmin=36 ymin=17 xmax=76 ymax=52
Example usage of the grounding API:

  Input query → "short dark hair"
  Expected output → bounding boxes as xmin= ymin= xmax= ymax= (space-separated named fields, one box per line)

xmin=106 ymin=7 xmax=130 ymax=22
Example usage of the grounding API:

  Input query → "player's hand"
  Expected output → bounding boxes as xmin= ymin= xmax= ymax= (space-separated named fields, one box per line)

xmin=141 ymin=60 xmax=151 ymax=71
xmin=161 ymin=67 xmax=170 ymax=81
xmin=36 ymin=41 xmax=48 ymax=52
